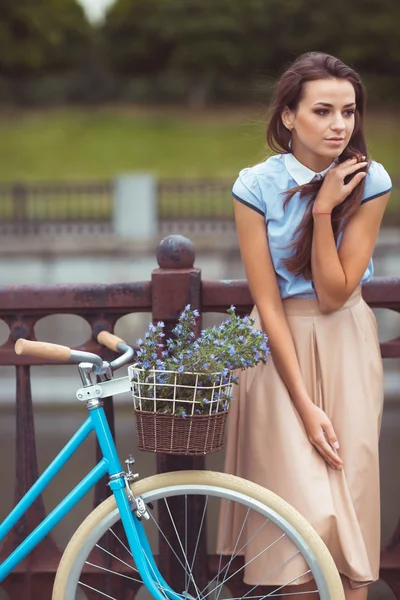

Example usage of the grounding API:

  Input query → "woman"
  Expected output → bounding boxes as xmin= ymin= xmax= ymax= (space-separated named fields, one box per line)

xmin=218 ymin=52 xmax=392 ymax=599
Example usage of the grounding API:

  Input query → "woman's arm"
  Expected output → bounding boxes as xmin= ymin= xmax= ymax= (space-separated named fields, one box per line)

xmin=311 ymin=157 xmax=391 ymax=312
xmin=234 ymin=199 xmax=343 ymax=470
xmin=311 ymin=194 xmax=390 ymax=313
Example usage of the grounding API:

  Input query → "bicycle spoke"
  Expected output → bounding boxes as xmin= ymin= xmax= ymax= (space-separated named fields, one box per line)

xmin=214 ymin=503 xmax=253 ymax=600
xmin=98 ymin=525 xmax=168 ymax=598
xmin=78 ymin=581 xmax=117 ymax=599
xmin=163 ymin=497 xmax=205 ymax=600
xmin=149 ymin=508 xmax=197 ymax=582
xmin=242 ymin=550 xmax=302 ymax=598
xmin=94 ymin=542 xmax=137 ymax=572
xmin=202 ymin=513 xmax=270 ymax=596
xmin=228 ymin=592 xmax=318 ymax=599
xmin=202 ymin=533 xmax=287 ymax=600
xmin=264 ymin=571 xmax=313 ymax=597
xmin=187 ymin=496 xmax=208 ymax=594
xmin=84 ymin=561 xmax=143 ymax=584
xmin=185 ymin=494 xmax=188 ymax=593
xmin=213 ymin=499 xmax=232 ymax=600
xmin=108 ymin=526 xmax=139 ymax=572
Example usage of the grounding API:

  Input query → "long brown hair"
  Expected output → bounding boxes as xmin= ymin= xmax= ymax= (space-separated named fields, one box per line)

xmin=266 ymin=52 xmax=368 ymax=280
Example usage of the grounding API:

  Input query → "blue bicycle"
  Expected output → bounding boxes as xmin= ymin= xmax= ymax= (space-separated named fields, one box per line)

xmin=0 ymin=332 xmax=344 ymax=599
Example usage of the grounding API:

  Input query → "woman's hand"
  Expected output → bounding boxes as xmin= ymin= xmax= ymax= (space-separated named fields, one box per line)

xmin=300 ymin=404 xmax=343 ymax=470
xmin=313 ymin=156 xmax=368 ymax=214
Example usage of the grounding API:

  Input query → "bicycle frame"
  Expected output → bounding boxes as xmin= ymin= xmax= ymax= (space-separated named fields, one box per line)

xmin=0 ymin=389 xmax=181 ymax=600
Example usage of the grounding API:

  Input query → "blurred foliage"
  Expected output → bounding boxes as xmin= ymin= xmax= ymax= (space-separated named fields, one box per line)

xmin=100 ymin=0 xmax=400 ymax=106
xmin=0 ymin=0 xmax=92 ymax=76
xmin=0 ymin=0 xmax=398 ymax=106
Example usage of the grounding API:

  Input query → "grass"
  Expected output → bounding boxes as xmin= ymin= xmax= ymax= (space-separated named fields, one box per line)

xmin=0 ymin=105 xmax=398 ymax=213
xmin=0 ymin=105 xmax=268 ymax=181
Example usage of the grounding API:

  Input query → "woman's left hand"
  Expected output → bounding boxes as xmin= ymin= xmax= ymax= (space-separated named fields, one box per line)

xmin=313 ymin=157 xmax=368 ymax=213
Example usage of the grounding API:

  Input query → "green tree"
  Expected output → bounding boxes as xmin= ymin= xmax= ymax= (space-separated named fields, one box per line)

xmin=0 ymin=0 xmax=92 ymax=77
xmin=101 ymin=0 xmax=400 ymax=105
xmin=101 ymin=0 xmax=175 ymax=76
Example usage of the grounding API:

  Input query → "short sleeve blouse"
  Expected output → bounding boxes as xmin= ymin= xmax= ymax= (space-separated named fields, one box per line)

xmin=232 ymin=154 xmax=392 ymax=299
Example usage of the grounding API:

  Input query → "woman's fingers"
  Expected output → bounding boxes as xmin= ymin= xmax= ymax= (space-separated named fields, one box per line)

xmin=344 ymin=170 xmax=367 ymax=193
xmin=315 ymin=440 xmax=342 ymax=470
xmin=313 ymin=430 xmax=343 ymax=470
xmin=338 ymin=160 xmax=368 ymax=178
xmin=323 ymin=421 xmax=341 ymax=452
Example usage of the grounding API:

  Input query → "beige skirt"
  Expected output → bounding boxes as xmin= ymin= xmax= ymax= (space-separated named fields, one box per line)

xmin=218 ymin=287 xmax=384 ymax=589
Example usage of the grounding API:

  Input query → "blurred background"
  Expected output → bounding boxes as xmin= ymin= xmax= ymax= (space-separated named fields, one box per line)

xmin=0 ymin=1 xmax=399 ymax=598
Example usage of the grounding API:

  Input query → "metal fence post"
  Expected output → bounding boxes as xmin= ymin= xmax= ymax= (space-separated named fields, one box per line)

xmin=151 ymin=234 xmax=208 ymax=593
xmin=113 ymin=174 xmax=157 ymax=240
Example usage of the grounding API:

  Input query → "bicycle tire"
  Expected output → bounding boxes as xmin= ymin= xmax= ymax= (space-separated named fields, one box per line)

xmin=53 ymin=470 xmax=344 ymax=599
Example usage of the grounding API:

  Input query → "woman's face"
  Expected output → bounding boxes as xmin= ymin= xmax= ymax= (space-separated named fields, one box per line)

xmin=282 ymin=78 xmax=357 ymax=171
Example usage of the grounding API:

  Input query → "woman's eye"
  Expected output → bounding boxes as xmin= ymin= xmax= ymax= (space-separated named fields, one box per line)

xmin=344 ymin=109 xmax=355 ymax=117
xmin=314 ymin=109 xmax=329 ymax=116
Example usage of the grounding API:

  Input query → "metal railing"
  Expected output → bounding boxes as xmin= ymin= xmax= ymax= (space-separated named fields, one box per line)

xmin=0 ymin=181 xmax=113 ymax=236
xmin=0 ymin=235 xmax=399 ymax=598
xmin=0 ymin=178 xmax=398 ymax=237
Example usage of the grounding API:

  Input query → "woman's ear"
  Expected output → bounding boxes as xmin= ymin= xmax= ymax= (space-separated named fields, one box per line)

xmin=281 ymin=107 xmax=294 ymax=131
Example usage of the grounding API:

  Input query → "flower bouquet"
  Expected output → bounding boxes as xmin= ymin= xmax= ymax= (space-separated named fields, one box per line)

xmin=129 ymin=305 xmax=270 ymax=455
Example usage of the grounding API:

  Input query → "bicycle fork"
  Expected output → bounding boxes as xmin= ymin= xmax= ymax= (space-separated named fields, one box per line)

xmin=91 ymin=400 xmax=183 ymax=600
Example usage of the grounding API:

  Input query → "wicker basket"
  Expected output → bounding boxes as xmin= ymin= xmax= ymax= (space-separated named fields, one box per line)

xmin=128 ymin=365 xmax=233 ymax=455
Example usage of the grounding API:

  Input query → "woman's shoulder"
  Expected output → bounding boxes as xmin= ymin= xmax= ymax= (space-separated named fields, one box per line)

xmin=232 ymin=155 xmax=286 ymax=216
xmin=362 ymin=160 xmax=392 ymax=204
xmin=239 ymin=154 xmax=287 ymax=182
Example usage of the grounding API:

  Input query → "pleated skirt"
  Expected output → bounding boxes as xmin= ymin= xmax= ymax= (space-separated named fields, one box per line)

xmin=217 ymin=287 xmax=384 ymax=589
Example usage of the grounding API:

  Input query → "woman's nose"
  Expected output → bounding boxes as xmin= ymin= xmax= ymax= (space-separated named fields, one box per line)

xmin=331 ymin=115 xmax=345 ymax=131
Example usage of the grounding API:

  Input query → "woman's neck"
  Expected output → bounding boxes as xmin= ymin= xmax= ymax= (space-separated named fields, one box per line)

xmin=291 ymin=144 xmax=334 ymax=173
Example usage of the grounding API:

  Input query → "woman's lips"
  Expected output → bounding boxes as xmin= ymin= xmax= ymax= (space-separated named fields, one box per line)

xmin=325 ymin=138 xmax=345 ymax=144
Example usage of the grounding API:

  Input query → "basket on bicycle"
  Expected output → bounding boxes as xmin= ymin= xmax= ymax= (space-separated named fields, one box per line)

xmin=129 ymin=365 xmax=234 ymax=455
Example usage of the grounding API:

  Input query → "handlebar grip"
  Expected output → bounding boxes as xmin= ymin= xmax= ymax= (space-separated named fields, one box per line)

xmin=97 ymin=331 xmax=127 ymax=352
xmin=15 ymin=339 xmax=71 ymax=361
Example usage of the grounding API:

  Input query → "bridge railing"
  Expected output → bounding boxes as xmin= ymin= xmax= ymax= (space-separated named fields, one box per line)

xmin=0 ymin=177 xmax=398 ymax=237
xmin=0 ymin=235 xmax=399 ymax=598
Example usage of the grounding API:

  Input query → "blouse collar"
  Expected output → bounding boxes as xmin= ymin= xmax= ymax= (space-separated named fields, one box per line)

xmin=284 ymin=153 xmax=336 ymax=186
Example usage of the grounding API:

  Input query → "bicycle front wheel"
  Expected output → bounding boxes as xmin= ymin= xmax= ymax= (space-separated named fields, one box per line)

xmin=53 ymin=470 xmax=344 ymax=600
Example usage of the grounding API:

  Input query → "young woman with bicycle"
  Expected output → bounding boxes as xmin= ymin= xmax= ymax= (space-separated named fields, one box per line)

xmin=219 ymin=52 xmax=392 ymax=600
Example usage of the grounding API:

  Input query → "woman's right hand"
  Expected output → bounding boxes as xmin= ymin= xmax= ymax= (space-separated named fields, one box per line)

xmin=314 ymin=156 xmax=367 ymax=213
xmin=300 ymin=404 xmax=343 ymax=470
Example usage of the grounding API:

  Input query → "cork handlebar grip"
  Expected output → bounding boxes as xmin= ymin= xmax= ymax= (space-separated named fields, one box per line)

xmin=15 ymin=339 xmax=72 ymax=362
xmin=97 ymin=331 xmax=127 ymax=352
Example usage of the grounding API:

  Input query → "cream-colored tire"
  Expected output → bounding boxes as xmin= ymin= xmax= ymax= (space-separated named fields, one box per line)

xmin=53 ymin=470 xmax=344 ymax=599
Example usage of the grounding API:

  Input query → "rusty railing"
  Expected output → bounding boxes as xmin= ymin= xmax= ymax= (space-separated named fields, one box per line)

xmin=0 ymin=235 xmax=399 ymax=599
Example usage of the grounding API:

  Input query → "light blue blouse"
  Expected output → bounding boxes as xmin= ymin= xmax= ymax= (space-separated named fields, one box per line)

xmin=232 ymin=153 xmax=392 ymax=299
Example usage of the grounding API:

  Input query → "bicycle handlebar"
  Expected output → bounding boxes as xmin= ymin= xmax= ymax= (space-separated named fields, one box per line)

xmin=97 ymin=331 xmax=126 ymax=352
xmin=15 ymin=333 xmax=135 ymax=376
xmin=15 ymin=339 xmax=72 ymax=361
